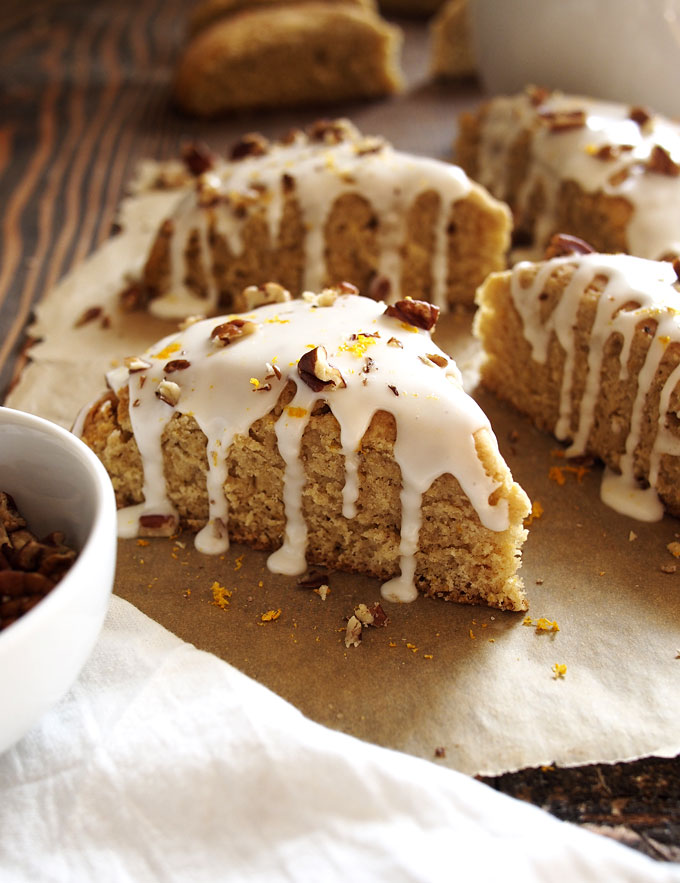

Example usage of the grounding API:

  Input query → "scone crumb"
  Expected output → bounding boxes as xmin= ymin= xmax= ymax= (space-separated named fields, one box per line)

xmin=666 ymin=541 xmax=680 ymax=558
xmin=344 ymin=615 xmax=362 ymax=648
xmin=261 ymin=608 xmax=282 ymax=622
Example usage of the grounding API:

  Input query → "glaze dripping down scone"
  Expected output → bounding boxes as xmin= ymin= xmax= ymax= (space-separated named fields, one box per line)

xmin=474 ymin=244 xmax=680 ymax=521
xmin=133 ymin=120 xmax=511 ymax=319
xmin=78 ymin=290 xmax=530 ymax=611
xmin=456 ymin=87 xmax=680 ymax=260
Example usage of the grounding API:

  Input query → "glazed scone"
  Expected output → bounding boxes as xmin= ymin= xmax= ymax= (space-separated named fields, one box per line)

xmin=430 ymin=0 xmax=476 ymax=80
xmin=457 ymin=87 xmax=680 ymax=260
xmin=134 ymin=119 xmax=511 ymax=319
xmin=188 ymin=0 xmax=374 ymax=37
xmin=77 ymin=291 xmax=531 ymax=610
xmin=174 ymin=3 xmax=403 ymax=116
xmin=474 ymin=239 xmax=680 ymax=520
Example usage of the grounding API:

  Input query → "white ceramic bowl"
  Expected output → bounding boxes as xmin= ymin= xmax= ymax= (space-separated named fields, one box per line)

xmin=0 ymin=407 xmax=117 ymax=754
xmin=469 ymin=0 xmax=680 ymax=118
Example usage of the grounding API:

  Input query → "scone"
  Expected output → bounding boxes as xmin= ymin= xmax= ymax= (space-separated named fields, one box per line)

xmin=188 ymin=0 xmax=374 ymax=37
xmin=174 ymin=2 xmax=403 ymax=116
xmin=430 ymin=0 xmax=476 ymax=81
xmin=77 ymin=289 xmax=531 ymax=610
xmin=474 ymin=236 xmax=680 ymax=521
xmin=457 ymin=87 xmax=680 ymax=260
xmin=133 ymin=119 xmax=511 ymax=319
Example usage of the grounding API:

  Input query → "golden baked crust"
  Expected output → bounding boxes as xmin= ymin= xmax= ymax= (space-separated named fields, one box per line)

xmin=475 ymin=252 xmax=680 ymax=517
xmin=174 ymin=3 xmax=403 ymax=116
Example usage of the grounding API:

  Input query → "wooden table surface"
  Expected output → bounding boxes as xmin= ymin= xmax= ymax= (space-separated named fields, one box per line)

xmin=1 ymin=0 xmax=678 ymax=863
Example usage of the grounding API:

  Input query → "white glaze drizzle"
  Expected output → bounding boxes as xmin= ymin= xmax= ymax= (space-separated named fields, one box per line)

xmin=476 ymin=91 xmax=680 ymax=260
xmin=508 ymin=253 xmax=680 ymax=521
xmin=109 ymin=295 xmax=510 ymax=601
xmin=149 ymin=128 xmax=479 ymax=319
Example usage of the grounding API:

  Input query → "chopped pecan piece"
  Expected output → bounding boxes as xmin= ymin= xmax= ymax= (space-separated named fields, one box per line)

xmin=344 ymin=615 xmax=362 ymax=648
xmin=210 ymin=318 xmax=257 ymax=346
xmin=119 ymin=281 xmax=148 ymax=312
xmin=544 ymin=233 xmax=596 ymax=259
xmin=646 ymin=145 xmax=680 ymax=177
xmin=232 ymin=281 xmax=291 ymax=312
xmin=526 ymin=85 xmax=552 ymax=106
xmin=164 ymin=359 xmax=191 ymax=373
xmin=124 ymin=355 xmax=152 ymax=372
xmin=155 ymin=379 xmax=181 ymax=407
xmin=138 ymin=514 xmax=178 ymax=537
xmin=538 ymin=108 xmax=587 ymax=132
xmin=181 ymin=140 xmax=216 ymax=176
xmin=629 ymin=106 xmax=652 ymax=128
xmin=672 ymin=257 xmax=680 ymax=283
xmin=424 ymin=352 xmax=448 ymax=368
xmin=74 ymin=306 xmax=103 ymax=328
xmin=368 ymin=274 xmax=391 ymax=301
xmin=196 ymin=172 xmax=222 ymax=207
xmin=384 ymin=298 xmax=440 ymax=331
xmin=297 ymin=567 xmax=330 ymax=589
xmin=307 ymin=119 xmax=353 ymax=144
xmin=230 ymin=132 xmax=269 ymax=160
xmin=297 ymin=346 xmax=346 ymax=392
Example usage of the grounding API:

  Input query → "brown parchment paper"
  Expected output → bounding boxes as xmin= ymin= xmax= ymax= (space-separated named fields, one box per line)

xmin=6 ymin=136 xmax=680 ymax=780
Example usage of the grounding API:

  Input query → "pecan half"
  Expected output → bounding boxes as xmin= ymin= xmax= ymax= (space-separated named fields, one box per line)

xmin=544 ymin=233 xmax=596 ymax=259
xmin=298 ymin=346 xmax=346 ymax=392
xmin=210 ymin=318 xmax=257 ymax=346
xmin=384 ymin=298 xmax=440 ymax=331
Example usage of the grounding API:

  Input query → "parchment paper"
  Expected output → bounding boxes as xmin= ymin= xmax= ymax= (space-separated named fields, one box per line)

xmin=6 ymin=158 xmax=680 ymax=780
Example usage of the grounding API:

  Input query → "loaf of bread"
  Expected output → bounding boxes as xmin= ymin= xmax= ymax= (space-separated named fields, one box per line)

xmin=474 ymin=239 xmax=680 ymax=521
xmin=174 ymin=2 xmax=403 ymax=116
xmin=78 ymin=289 xmax=531 ymax=610
xmin=132 ymin=119 xmax=511 ymax=319
xmin=457 ymin=87 xmax=680 ymax=260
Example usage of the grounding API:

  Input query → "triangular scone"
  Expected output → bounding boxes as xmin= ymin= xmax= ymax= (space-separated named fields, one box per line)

xmin=78 ymin=290 xmax=531 ymax=611
xmin=457 ymin=87 xmax=680 ymax=260
xmin=173 ymin=2 xmax=403 ymax=117
xmin=131 ymin=119 xmax=511 ymax=319
xmin=475 ymin=242 xmax=680 ymax=520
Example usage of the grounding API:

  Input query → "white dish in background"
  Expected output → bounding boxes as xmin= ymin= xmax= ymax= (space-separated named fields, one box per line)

xmin=0 ymin=407 xmax=117 ymax=754
xmin=469 ymin=0 xmax=680 ymax=118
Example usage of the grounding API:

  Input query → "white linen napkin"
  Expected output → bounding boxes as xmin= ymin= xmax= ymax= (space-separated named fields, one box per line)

xmin=0 ymin=596 xmax=677 ymax=883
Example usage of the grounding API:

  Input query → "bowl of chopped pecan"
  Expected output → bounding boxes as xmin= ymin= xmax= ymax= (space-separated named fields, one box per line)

xmin=0 ymin=407 xmax=117 ymax=754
